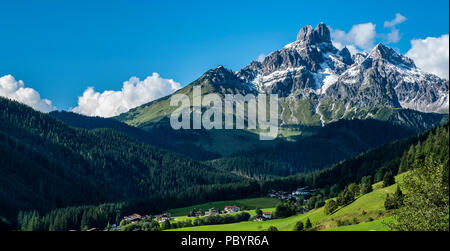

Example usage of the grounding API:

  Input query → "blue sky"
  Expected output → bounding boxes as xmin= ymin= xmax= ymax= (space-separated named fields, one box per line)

xmin=0 ymin=0 xmax=449 ymax=112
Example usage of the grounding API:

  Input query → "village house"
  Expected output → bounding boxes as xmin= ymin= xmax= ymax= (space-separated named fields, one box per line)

xmin=268 ymin=187 xmax=316 ymax=201
xmin=293 ymin=187 xmax=311 ymax=196
xmin=192 ymin=209 xmax=203 ymax=217
xmin=263 ymin=212 xmax=272 ymax=219
xmin=253 ymin=215 xmax=265 ymax=222
xmin=155 ymin=212 xmax=171 ymax=222
xmin=204 ymin=208 xmax=219 ymax=217
xmin=123 ymin=213 xmax=143 ymax=223
xmin=224 ymin=206 xmax=240 ymax=213
xmin=187 ymin=208 xmax=203 ymax=217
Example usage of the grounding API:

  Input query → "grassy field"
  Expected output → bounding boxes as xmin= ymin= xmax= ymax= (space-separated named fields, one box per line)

xmin=324 ymin=217 xmax=393 ymax=231
xmin=167 ymin=174 xmax=406 ymax=231
xmin=171 ymin=207 xmax=276 ymax=223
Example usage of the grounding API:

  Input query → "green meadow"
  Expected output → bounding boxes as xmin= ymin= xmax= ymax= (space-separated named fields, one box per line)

xmin=323 ymin=217 xmax=393 ymax=231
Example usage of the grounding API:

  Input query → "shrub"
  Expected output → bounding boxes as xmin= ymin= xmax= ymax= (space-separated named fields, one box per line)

xmin=324 ymin=199 xmax=338 ymax=215
xmin=293 ymin=221 xmax=304 ymax=231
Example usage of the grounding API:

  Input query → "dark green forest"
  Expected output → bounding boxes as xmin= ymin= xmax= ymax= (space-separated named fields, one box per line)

xmin=208 ymin=119 xmax=416 ymax=179
xmin=0 ymin=97 xmax=243 ymax=228
xmin=49 ymin=111 xmax=221 ymax=160
xmin=50 ymin=111 xmax=418 ymax=180
xmin=14 ymin=119 xmax=449 ymax=231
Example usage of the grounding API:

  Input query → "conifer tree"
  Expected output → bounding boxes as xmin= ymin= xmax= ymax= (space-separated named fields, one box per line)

xmin=305 ymin=218 xmax=312 ymax=229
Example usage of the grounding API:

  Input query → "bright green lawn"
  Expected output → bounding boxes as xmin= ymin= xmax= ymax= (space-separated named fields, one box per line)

xmin=167 ymin=213 xmax=308 ymax=231
xmin=171 ymin=207 xmax=275 ymax=223
xmin=324 ymin=217 xmax=393 ymax=231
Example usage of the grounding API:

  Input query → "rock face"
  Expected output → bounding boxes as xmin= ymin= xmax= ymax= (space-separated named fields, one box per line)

xmin=237 ymin=23 xmax=351 ymax=97
xmin=231 ymin=23 xmax=449 ymax=126
xmin=326 ymin=43 xmax=449 ymax=114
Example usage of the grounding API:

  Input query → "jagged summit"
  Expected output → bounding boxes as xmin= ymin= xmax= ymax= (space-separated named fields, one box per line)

xmin=200 ymin=65 xmax=236 ymax=82
xmin=296 ymin=23 xmax=331 ymax=44
xmin=194 ymin=65 xmax=254 ymax=94
xmin=235 ymin=24 xmax=448 ymax=115
xmin=364 ymin=43 xmax=416 ymax=68
xmin=339 ymin=47 xmax=353 ymax=65
xmin=314 ymin=22 xmax=331 ymax=43
xmin=296 ymin=24 xmax=313 ymax=41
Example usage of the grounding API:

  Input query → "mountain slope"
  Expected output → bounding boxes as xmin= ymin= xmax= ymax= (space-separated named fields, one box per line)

xmin=49 ymin=111 xmax=221 ymax=160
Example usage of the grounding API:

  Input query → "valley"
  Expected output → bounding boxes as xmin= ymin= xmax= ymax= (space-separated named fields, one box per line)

xmin=1 ymin=22 xmax=448 ymax=232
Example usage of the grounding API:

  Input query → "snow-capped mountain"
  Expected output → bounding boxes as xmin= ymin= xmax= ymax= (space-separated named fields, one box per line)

xmin=228 ymin=23 xmax=448 ymax=128
xmin=237 ymin=23 xmax=448 ymax=116
xmin=117 ymin=23 xmax=448 ymax=130
xmin=326 ymin=43 xmax=449 ymax=114
xmin=237 ymin=23 xmax=354 ymax=96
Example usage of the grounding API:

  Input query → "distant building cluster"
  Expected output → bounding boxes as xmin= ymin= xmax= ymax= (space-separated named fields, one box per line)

xmin=268 ymin=187 xmax=316 ymax=202
xmin=253 ymin=212 xmax=272 ymax=221
xmin=155 ymin=212 xmax=172 ymax=222
xmin=188 ymin=205 xmax=241 ymax=217
xmin=122 ymin=212 xmax=172 ymax=224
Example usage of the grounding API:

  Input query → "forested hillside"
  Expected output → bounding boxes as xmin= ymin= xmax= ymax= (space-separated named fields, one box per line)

xmin=260 ymin=122 xmax=448 ymax=194
xmin=49 ymin=111 xmax=221 ymax=160
xmin=0 ymin=97 xmax=244 ymax=228
xmin=50 ymin=111 xmax=419 ymax=180
xmin=209 ymin=119 xmax=415 ymax=179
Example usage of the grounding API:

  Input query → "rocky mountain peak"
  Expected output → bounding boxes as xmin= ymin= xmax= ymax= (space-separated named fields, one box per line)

xmin=296 ymin=23 xmax=331 ymax=44
xmin=339 ymin=47 xmax=353 ymax=65
xmin=314 ymin=22 xmax=331 ymax=43
xmin=365 ymin=43 xmax=416 ymax=68
xmin=296 ymin=24 xmax=314 ymax=42
xmin=202 ymin=65 xmax=234 ymax=80
xmin=195 ymin=65 xmax=254 ymax=93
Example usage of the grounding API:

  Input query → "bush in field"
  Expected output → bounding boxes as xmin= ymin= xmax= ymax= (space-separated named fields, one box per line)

xmin=383 ymin=171 xmax=395 ymax=187
xmin=324 ymin=199 xmax=338 ymax=215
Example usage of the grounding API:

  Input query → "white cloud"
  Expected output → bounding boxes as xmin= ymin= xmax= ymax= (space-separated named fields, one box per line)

xmin=384 ymin=13 xmax=407 ymax=43
xmin=72 ymin=73 xmax=182 ymax=117
xmin=0 ymin=74 xmax=56 ymax=113
xmin=332 ymin=14 xmax=407 ymax=52
xmin=386 ymin=28 xmax=401 ymax=43
xmin=406 ymin=34 xmax=449 ymax=79
xmin=331 ymin=23 xmax=377 ymax=52
xmin=257 ymin=54 xmax=266 ymax=63
xmin=384 ymin=13 xmax=407 ymax=28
